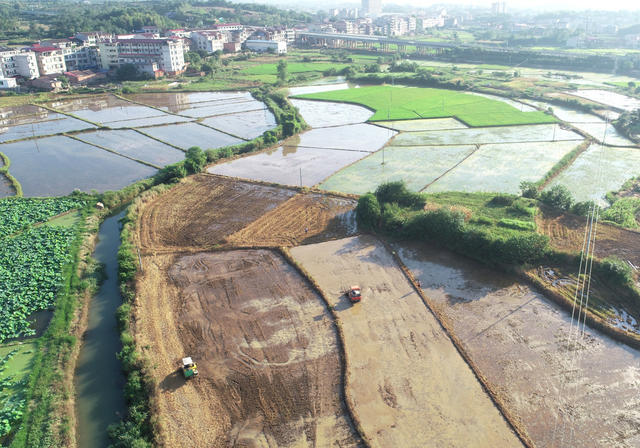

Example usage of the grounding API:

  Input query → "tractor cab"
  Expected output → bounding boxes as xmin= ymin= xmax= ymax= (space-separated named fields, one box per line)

xmin=181 ymin=357 xmax=198 ymax=379
xmin=348 ymin=285 xmax=362 ymax=303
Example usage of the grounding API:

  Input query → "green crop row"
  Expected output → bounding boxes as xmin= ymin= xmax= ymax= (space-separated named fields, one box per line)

xmin=0 ymin=197 xmax=86 ymax=238
xmin=0 ymin=227 xmax=76 ymax=342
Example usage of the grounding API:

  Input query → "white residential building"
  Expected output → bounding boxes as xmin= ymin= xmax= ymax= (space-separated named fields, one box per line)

xmin=0 ymin=77 xmax=18 ymax=89
xmin=98 ymin=38 xmax=186 ymax=75
xmin=30 ymin=45 xmax=67 ymax=75
xmin=0 ymin=47 xmax=40 ymax=79
xmin=190 ymin=31 xmax=226 ymax=53
xmin=42 ymin=39 xmax=99 ymax=70
xmin=245 ymin=40 xmax=287 ymax=54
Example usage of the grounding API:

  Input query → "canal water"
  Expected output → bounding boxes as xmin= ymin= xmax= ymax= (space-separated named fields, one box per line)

xmin=74 ymin=211 xmax=127 ymax=448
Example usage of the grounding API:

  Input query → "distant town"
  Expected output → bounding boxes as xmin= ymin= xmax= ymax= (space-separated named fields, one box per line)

xmin=2 ymin=0 xmax=640 ymax=92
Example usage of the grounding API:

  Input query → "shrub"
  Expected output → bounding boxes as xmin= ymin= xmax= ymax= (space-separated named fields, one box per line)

xmin=205 ymin=146 xmax=234 ymax=163
xmin=404 ymin=208 xmax=465 ymax=242
xmin=489 ymin=194 xmax=515 ymax=206
xmin=571 ymin=200 xmax=600 ymax=217
xmin=519 ymin=181 xmax=539 ymax=199
xmin=601 ymin=198 xmax=640 ymax=228
xmin=595 ymin=256 xmax=633 ymax=285
xmin=380 ymin=202 xmax=407 ymax=231
xmin=156 ymin=163 xmax=187 ymax=183
xmin=540 ymin=185 xmax=573 ymax=210
xmin=184 ymin=146 xmax=206 ymax=174
xmin=356 ymin=193 xmax=381 ymax=230
xmin=375 ymin=181 xmax=425 ymax=209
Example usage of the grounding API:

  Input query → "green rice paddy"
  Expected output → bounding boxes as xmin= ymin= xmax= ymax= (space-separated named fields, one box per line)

xmin=296 ymin=86 xmax=557 ymax=126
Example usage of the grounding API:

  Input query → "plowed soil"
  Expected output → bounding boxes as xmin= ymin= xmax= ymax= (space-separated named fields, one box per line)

xmin=290 ymin=236 xmax=522 ymax=448
xmin=536 ymin=207 xmax=640 ymax=265
xmin=396 ymin=242 xmax=640 ymax=448
xmin=138 ymin=174 xmax=296 ymax=252
xmin=227 ymin=193 xmax=358 ymax=247
xmin=135 ymin=250 xmax=360 ymax=448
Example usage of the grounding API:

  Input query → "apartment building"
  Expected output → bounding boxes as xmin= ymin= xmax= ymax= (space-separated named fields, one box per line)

xmin=42 ymin=39 xmax=99 ymax=71
xmin=98 ymin=37 xmax=186 ymax=75
xmin=191 ymin=31 xmax=226 ymax=53
xmin=30 ymin=45 xmax=67 ymax=75
xmin=0 ymin=47 xmax=40 ymax=79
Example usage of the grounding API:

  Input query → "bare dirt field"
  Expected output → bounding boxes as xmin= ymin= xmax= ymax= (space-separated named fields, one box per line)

xmin=137 ymin=174 xmax=296 ymax=252
xmin=135 ymin=249 xmax=360 ymax=448
xmin=396 ymin=242 xmax=640 ymax=448
xmin=227 ymin=193 xmax=357 ymax=247
xmin=290 ymin=235 xmax=522 ymax=448
xmin=536 ymin=207 xmax=640 ymax=265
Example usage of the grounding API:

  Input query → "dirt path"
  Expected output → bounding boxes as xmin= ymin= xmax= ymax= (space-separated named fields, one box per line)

xmin=536 ymin=207 xmax=640 ymax=265
xmin=396 ymin=242 xmax=640 ymax=448
xmin=227 ymin=193 xmax=357 ymax=247
xmin=138 ymin=174 xmax=295 ymax=252
xmin=290 ymin=235 xmax=522 ymax=448
xmin=135 ymin=250 xmax=360 ymax=448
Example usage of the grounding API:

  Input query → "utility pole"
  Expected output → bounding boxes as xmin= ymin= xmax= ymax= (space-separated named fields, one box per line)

xmin=299 ymin=168 xmax=302 ymax=186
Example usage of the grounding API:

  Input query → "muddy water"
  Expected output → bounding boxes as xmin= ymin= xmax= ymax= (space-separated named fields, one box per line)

xmin=141 ymin=122 xmax=242 ymax=150
xmin=75 ymin=211 xmax=127 ymax=448
xmin=126 ymin=91 xmax=253 ymax=114
xmin=50 ymin=95 xmax=168 ymax=125
xmin=78 ymin=129 xmax=185 ymax=167
xmin=208 ymin=122 xmax=394 ymax=187
xmin=0 ymin=136 xmax=157 ymax=197
xmin=395 ymin=242 xmax=640 ymax=448
xmin=290 ymin=99 xmax=372 ymax=128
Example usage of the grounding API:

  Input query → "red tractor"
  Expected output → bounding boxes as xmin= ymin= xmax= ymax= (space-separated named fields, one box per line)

xmin=347 ymin=285 xmax=362 ymax=303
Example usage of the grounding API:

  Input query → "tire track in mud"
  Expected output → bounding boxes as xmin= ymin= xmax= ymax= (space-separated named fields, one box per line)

xmin=290 ymin=235 xmax=524 ymax=448
xmin=137 ymin=248 xmax=362 ymax=447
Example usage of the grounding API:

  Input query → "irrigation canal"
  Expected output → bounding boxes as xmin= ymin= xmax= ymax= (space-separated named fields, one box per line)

xmin=74 ymin=211 xmax=126 ymax=448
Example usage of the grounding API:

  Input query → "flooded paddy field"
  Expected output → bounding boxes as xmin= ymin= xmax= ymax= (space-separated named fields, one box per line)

xmin=227 ymin=193 xmax=358 ymax=247
xmin=107 ymin=114 xmax=192 ymax=129
xmin=290 ymin=124 xmax=394 ymax=152
xmin=291 ymin=236 xmax=522 ymax=447
xmin=376 ymin=117 xmax=467 ymax=132
xmin=547 ymin=143 xmax=640 ymax=203
xmin=0 ymin=135 xmax=156 ymax=196
xmin=177 ymin=99 xmax=266 ymax=118
xmin=126 ymin=91 xmax=254 ymax=114
xmin=0 ymin=104 xmax=96 ymax=142
xmin=137 ymin=175 xmax=296 ymax=252
xmin=208 ymin=145 xmax=369 ymax=187
xmin=134 ymin=250 xmax=359 ymax=447
xmin=76 ymin=129 xmax=185 ymax=166
xmin=565 ymin=89 xmax=640 ymax=111
xmin=425 ymin=141 xmax=581 ymax=194
xmin=201 ymin=109 xmax=276 ymax=140
xmin=49 ymin=94 xmax=170 ymax=125
xmin=140 ymin=122 xmax=243 ymax=150
xmin=392 ymin=123 xmax=581 ymax=146
xmin=395 ymin=242 xmax=640 ymax=448
xmin=527 ymin=101 xmax=635 ymax=146
xmin=289 ymin=99 xmax=373 ymax=128
xmin=319 ymin=145 xmax=476 ymax=195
